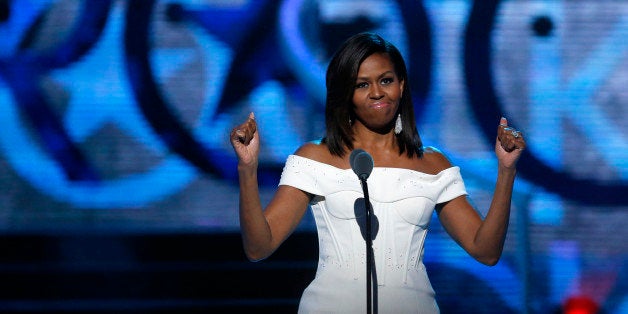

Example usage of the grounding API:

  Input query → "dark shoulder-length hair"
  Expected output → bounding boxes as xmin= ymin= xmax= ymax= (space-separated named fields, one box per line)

xmin=322 ymin=32 xmax=423 ymax=158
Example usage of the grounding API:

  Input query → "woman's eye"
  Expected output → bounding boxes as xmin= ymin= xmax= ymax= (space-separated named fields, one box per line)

xmin=381 ymin=77 xmax=394 ymax=85
xmin=355 ymin=82 xmax=368 ymax=89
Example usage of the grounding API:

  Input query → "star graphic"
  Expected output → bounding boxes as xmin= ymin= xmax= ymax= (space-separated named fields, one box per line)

xmin=49 ymin=2 xmax=196 ymax=155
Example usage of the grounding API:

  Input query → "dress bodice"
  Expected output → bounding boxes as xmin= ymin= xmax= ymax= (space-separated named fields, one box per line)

xmin=278 ymin=155 xmax=468 ymax=313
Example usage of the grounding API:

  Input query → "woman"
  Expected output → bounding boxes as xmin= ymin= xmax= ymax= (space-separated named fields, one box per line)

xmin=230 ymin=32 xmax=525 ymax=313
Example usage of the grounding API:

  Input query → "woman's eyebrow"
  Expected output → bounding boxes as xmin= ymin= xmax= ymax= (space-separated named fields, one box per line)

xmin=356 ymin=71 xmax=395 ymax=81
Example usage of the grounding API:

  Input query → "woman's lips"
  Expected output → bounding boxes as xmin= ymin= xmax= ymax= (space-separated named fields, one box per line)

xmin=370 ymin=102 xmax=391 ymax=109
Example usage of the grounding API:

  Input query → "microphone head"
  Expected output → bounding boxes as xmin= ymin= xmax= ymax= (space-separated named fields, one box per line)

xmin=349 ymin=149 xmax=374 ymax=180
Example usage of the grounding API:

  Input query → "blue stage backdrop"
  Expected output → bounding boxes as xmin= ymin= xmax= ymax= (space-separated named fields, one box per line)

xmin=0 ymin=0 xmax=626 ymax=313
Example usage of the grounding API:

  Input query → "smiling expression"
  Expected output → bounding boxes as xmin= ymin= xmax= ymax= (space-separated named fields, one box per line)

xmin=352 ymin=52 xmax=405 ymax=133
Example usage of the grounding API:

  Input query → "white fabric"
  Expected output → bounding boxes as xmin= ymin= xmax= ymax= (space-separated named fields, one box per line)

xmin=279 ymin=155 xmax=468 ymax=313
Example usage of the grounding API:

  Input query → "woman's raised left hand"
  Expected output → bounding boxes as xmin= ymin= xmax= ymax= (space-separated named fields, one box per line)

xmin=495 ymin=117 xmax=526 ymax=169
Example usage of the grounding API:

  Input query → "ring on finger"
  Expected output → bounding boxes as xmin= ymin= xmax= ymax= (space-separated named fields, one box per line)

xmin=511 ymin=130 xmax=520 ymax=138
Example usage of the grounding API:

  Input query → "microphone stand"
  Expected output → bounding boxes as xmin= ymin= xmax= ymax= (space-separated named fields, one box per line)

xmin=359 ymin=176 xmax=375 ymax=314
xmin=350 ymin=149 xmax=376 ymax=314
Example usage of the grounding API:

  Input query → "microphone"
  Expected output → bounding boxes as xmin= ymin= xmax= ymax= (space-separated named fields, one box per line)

xmin=350 ymin=148 xmax=376 ymax=313
xmin=350 ymin=149 xmax=374 ymax=180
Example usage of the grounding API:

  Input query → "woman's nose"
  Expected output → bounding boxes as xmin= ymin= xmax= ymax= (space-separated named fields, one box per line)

xmin=370 ymin=85 xmax=383 ymax=99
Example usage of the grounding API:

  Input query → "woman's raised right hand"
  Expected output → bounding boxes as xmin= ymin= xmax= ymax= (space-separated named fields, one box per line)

xmin=230 ymin=112 xmax=260 ymax=168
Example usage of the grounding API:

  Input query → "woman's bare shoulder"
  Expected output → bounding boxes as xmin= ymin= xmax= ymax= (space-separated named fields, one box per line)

xmin=294 ymin=140 xmax=346 ymax=168
xmin=294 ymin=141 xmax=326 ymax=157
xmin=420 ymin=146 xmax=454 ymax=174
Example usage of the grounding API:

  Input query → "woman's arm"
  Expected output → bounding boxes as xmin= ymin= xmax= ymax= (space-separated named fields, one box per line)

xmin=231 ymin=113 xmax=310 ymax=261
xmin=436 ymin=117 xmax=526 ymax=266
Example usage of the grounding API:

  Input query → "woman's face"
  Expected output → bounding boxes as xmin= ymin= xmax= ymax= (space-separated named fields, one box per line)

xmin=351 ymin=52 xmax=404 ymax=133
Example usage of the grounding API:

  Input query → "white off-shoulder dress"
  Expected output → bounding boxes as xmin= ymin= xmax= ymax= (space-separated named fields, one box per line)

xmin=278 ymin=155 xmax=468 ymax=313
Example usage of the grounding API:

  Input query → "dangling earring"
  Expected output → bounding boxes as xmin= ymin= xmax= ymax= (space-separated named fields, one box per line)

xmin=394 ymin=114 xmax=402 ymax=134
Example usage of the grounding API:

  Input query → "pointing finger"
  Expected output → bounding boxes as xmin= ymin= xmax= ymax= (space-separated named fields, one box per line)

xmin=499 ymin=117 xmax=508 ymax=127
xmin=233 ymin=114 xmax=257 ymax=145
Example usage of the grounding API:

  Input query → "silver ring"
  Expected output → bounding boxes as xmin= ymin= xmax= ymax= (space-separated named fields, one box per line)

xmin=511 ymin=130 xmax=520 ymax=138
